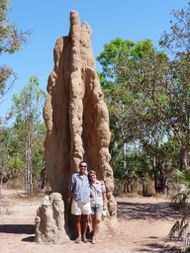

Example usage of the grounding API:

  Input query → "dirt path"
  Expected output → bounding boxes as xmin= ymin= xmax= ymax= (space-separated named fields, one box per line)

xmin=0 ymin=189 xmax=184 ymax=253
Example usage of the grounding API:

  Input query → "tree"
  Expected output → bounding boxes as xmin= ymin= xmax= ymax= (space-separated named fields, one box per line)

xmin=0 ymin=0 xmax=29 ymax=102
xmin=158 ymin=2 xmax=190 ymax=171
xmin=119 ymin=2 xmax=190 ymax=172
xmin=10 ymin=76 xmax=46 ymax=196
xmin=97 ymin=2 xmax=190 ymax=193
xmin=97 ymin=38 xmax=167 ymax=183
xmin=0 ymin=120 xmax=8 ymax=198
xmin=0 ymin=0 xmax=29 ymax=193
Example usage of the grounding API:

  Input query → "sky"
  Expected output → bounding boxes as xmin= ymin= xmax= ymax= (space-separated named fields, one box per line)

xmin=1 ymin=0 xmax=188 ymax=117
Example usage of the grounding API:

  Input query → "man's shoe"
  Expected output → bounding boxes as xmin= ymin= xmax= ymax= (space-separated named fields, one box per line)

xmin=82 ymin=236 xmax=88 ymax=243
xmin=75 ymin=236 xmax=82 ymax=243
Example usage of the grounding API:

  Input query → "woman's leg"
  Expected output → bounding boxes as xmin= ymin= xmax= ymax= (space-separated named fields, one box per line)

xmin=92 ymin=213 xmax=102 ymax=243
xmin=91 ymin=214 xmax=96 ymax=236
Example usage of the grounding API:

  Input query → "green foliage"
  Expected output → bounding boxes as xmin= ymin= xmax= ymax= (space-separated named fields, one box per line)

xmin=31 ymin=123 xmax=45 ymax=178
xmin=97 ymin=38 xmax=155 ymax=87
xmin=8 ymin=154 xmax=25 ymax=172
xmin=114 ymin=149 xmax=152 ymax=181
xmin=172 ymin=169 xmax=190 ymax=206
xmin=11 ymin=75 xmax=46 ymax=123
xmin=3 ymin=121 xmax=46 ymax=179
xmin=0 ymin=0 xmax=29 ymax=100
xmin=5 ymin=125 xmax=24 ymax=174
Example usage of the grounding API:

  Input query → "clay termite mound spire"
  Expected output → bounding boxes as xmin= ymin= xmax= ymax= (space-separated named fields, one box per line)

xmin=43 ymin=10 xmax=117 ymax=233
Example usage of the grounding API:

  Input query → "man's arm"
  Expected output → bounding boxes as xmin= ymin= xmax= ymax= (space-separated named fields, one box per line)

xmin=68 ymin=174 xmax=75 ymax=202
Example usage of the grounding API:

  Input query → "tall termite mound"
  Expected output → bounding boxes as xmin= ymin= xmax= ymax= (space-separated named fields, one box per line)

xmin=43 ymin=10 xmax=117 ymax=231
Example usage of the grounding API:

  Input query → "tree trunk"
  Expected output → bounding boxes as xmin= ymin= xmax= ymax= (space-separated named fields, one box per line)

xmin=25 ymin=116 xmax=33 ymax=197
xmin=0 ymin=176 xmax=2 ymax=200
xmin=180 ymin=147 xmax=190 ymax=171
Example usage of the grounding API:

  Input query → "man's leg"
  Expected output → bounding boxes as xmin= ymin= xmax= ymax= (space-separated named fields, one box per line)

xmin=71 ymin=199 xmax=82 ymax=242
xmin=81 ymin=214 xmax=88 ymax=242
xmin=75 ymin=215 xmax=82 ymax=243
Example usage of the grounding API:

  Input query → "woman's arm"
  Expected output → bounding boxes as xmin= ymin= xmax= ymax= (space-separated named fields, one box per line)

xmin=102 ymin=191 xmax=107 ymax=210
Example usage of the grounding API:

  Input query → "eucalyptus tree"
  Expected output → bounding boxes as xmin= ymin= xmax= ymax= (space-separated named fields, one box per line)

xmin=0 ymin=0 xmax=29 ymax=102
xmin=121 ymin=2 xmax=190 ymax=172
xmin=158 ymin=2 xmax=190 ymax=171
xmin=0 ymin=0 xmax=29 ymax=187
xmin=10 ymin=76 xmax=46 ymax=196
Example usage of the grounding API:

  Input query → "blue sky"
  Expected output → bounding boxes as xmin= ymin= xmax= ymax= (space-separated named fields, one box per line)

xmin=1 ymin=0 xmax=188 ymax=117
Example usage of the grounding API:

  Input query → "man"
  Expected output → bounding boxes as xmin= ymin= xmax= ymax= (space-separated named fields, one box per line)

xmin=70 ymin=161 xmax=91 ymax=243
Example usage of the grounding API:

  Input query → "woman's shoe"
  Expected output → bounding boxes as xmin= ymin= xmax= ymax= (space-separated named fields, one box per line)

xmin=82 ymin=236 xmax=88 ymax=243
xmin=91 ymin=237 xmax=96 ymax=244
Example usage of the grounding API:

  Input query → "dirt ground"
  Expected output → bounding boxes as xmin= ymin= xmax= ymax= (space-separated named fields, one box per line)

xmin=0 ymin=189 xmax=185 ymax=253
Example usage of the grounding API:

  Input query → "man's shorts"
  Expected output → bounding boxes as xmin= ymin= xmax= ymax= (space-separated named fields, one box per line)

xmin=71 ymin=199 xmax=91 ymax=215
xmin=91 ymin=204 xmax=103 ymax=214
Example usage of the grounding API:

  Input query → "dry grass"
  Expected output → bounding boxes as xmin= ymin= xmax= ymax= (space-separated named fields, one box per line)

xmin=0 ymin=199 xmax=15 ymax=215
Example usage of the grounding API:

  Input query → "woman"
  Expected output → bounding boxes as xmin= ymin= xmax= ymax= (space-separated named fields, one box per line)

xmin=89 ymin=170 xmax=107 ymax=244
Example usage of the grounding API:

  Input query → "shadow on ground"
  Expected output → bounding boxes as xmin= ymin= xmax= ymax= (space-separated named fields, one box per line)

xmin=139 ymin=242 xmax=181 ymax=252
xmin=117 ymin=199 xmax=185 ymax=252
xmin=22 ymin=236 xmax=35 ymax=242
xmin=117 ymin=200 xmax=184 ymax=220
xmin=0 ymin=224 xmax=35 ymax=234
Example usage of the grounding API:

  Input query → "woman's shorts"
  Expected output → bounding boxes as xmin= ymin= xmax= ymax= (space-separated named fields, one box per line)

xmin=71 ymin=199 xmax=91 ymax=215
xmin=91 ymin=204 xmax=103 ymax=214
